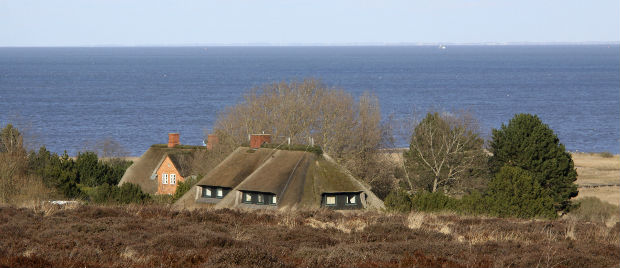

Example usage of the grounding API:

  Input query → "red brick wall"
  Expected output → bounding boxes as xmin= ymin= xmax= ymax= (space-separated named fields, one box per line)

xmin=156 ymin=156 xmax=185 ymax=195
xmin=168 ymin=133 xmax=180 ymax=148
xmin=250 ymin=134 xmax=271 ymax=149
xmin=206 ymin=134 xmax=218 ymax=150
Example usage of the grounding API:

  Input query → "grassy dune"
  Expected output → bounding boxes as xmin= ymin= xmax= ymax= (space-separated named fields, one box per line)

xmin=0 ymin=204 xmax=618 ymax=268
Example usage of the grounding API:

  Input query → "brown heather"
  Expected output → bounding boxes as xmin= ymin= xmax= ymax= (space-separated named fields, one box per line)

xmin=0 ymin=204 xmax=618 ymax=268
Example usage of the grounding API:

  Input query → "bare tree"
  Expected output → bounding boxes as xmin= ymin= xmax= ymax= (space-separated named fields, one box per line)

xmin=404 ymin=111 xmax=488 ymax=194
xmin=211 ymin=79 xmax=397 ymax=196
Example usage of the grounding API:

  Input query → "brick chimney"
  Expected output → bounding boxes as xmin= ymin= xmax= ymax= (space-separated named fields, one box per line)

xmin=250 ymin=134 xmax=271 ymax=149
xmin=206 ymin=134 xmax=218 ymax=150
xmin=168 ymin=133 xmax=180 ymax=148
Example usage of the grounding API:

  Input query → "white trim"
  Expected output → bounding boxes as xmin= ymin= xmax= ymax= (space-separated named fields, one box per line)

xmin=170 ymin=174 xmax=176 ymax=184
xmin=162 ymin=173 xmax=168 ymax=184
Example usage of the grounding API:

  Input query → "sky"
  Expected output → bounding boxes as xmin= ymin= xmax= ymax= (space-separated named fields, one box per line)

xmin=0 ymin=0 xmax=618 ymax=46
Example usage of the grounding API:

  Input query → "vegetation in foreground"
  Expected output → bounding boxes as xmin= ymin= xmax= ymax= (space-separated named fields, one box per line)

xmin=0 ymin=204 xmax=618 ymax=268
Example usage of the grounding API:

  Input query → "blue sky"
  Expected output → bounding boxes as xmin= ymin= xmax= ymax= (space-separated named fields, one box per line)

xmin=1 ymin=0 xmax=618 ymax=46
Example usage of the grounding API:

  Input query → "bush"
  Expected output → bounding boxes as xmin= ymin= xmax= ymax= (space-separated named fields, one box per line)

xmin=87 ymin=183 xmax=151 ymax=204
xmin=485 ymin=165 xmax=557 ymax=219
xmin=28 ymin=148 xmax=132 ymax=199
xmin=489 ymin=113 xmax=578 ymax=214
xmin=410 ymin=191 xmax=459 ymax=212
xmin=599 ymin=152 xmax=614 ymax=158
xmin=569 ymin=197 xmax=619 ymax=224
xmin=384 ymin=189 xmax=413 ymax=213
xmin=173 ymin=176 xmax=198 ymax=201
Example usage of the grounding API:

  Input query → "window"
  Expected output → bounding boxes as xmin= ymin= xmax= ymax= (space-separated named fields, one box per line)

xmin=326 ymin=196 xmax=336 ymax=205
xmin=170 ymin=174 xmax=176 ymax=185
xmin=216 ymin=188 xmax=223 ymax=198
xmin=271 ymin=195 xmax=277 ymax=205
xmin=162 ymin=173 xmax=168 ymax=184
xmin=347 ymin=195 xmax=356 ymax=204
xmin=257 ymin=194 xmax=264 ymax=204
xmin=202 ymin=187 xmax=211 ymax=197
xmin=244 ymin=193 xmax=252 ymax=203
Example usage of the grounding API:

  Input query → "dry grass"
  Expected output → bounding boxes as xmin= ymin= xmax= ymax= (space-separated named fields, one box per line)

xmin=0 ymin=204 xmax=618 ymax=267
xmin=572 ymin=152 xmax=619 ymax=186
xmin=571 ymin=152 xmax=620 ymax=206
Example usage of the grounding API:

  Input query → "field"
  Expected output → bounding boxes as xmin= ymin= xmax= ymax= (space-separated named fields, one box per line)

xmin=0 ymin=204 xmax=618 ymax=268
xmin=572 ymin=153 xmax=620 ymax=206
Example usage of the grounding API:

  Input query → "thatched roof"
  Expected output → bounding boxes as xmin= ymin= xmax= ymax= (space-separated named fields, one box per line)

xmin=119 ymin=146 xmax=204 ymax=194
xmin=174 ymin=147 xmax=385 ymax=210
xmin=195 ymin=147 xmax=272 ymax=188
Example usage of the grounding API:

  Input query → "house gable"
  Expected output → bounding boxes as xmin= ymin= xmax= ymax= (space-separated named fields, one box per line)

xmin=156 ymin=155 xmax=185 ymax=195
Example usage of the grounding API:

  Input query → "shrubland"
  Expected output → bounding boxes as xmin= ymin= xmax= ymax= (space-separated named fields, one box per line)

xmin=0 ymin=124 xmax=146 ymax=205
xmin=0 ymin=204 xmax=617 ymax=268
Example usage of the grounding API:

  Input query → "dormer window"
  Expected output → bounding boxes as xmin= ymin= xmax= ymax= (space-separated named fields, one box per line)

xmin=347 ymin=195 xmax=356 ymax=204
xmin=326 ymin=195 xmax=336 ymax=206
xmin=202 ymin=187 xmax=212 ymax=197
xmin=216 ymin=188 xmax=223 ymax=198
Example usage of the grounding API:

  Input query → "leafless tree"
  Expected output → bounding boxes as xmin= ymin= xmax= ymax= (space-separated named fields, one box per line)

xmin=211 ymin=79 xmax=397 ymax=195
xmin=404 ymin=111 xmax=488 ymax=194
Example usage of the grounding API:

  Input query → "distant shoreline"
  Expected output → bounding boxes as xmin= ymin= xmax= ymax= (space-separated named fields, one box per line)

xmin=1 ymin=42 xmax=619 ymax=48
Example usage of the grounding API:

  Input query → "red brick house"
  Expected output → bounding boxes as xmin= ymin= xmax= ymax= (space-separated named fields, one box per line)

xmin=119 ymin=133 xmax=205 ymax=195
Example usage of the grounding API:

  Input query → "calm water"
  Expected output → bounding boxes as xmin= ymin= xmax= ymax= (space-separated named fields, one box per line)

xmin=1 ymin=46 xmax=618 ymax=156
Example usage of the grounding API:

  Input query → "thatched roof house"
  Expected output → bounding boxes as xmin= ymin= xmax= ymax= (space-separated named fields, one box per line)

xmin=174 ymin=146 xmax=384 ymax=210
xmin=119 ymin=134 xmax=205 ymax=195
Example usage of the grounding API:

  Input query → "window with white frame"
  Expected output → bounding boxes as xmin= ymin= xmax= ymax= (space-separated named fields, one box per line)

xmin=203 ymin=187 xmax=212 ymax=197
xmin=162 ymin=173 xmax=168 ymax=184
xmin=244 ymin=193 xmax=252 ymax=203
xmin=216 ymin=188 xmax=223 ymax=198
xmin=347 ymin=195 xmax=356 ymax=204
xmin=272 ymin=195 xmax=277 ymax=205
xmin=257 ymin=194 xmax=264 ymax=204
xmin=170 ymin=174 xmax=176 ymax=184
xmin=326 ymin=196 xmax=336 ymax=205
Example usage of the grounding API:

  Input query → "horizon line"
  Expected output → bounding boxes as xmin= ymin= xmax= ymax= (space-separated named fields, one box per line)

xmin=2 ymin=41 xmax=619 ymax=48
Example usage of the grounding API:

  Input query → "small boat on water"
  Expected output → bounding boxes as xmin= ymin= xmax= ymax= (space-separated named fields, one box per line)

xmin=439 ymin=44 xmax=447 ymax=50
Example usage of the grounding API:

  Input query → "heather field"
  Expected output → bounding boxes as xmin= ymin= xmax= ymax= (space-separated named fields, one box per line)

xmin=0 ymin=204 xmax=618 ymax=268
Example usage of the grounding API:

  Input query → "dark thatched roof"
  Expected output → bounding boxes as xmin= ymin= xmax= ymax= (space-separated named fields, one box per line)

xmin=174 ymin=147 xmax=385 ymax=210
xmin=119 ymin=146 xmax=204 ymax=194
xmin=195 ymin=147 xmax=273 ymax=188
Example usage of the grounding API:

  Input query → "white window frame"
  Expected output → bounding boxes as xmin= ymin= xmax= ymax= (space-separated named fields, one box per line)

xmin=347 ymin=195 xmax=356 ymax=204
xmin=204 ymin=187 xmax=212 ymax=197
xmin=162 ymin=173 xmax=168 ymax=184
xmin=326 ymin=195 xmax=336 ymax=205
xmin=257 ymin=194 xmax=264 ymax=204
xmin=216 ymin=188 xmax=223 ymax=198
xmin=170 ymin=174 xmax=176 ymax=185
xmin=271 ymin=195 xmax=277 ymax=205
xmin=244 ymin=193 xmax=252 ymax=203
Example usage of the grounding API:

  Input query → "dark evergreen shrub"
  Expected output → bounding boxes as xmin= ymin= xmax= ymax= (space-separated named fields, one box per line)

xmin=173 ymin=176 xmax=198 ymax=201
xmin=384 ymin=189 xmax=413 ymax=213
xmin=489 ymin=113 xmax=578 ymax=214
xmin=486 ymin=165 xmax=557 ymax=218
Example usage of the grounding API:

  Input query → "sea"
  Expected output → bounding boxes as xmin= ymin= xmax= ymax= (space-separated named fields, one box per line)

xmin=0 ymin=45 xmax=618 ymax=156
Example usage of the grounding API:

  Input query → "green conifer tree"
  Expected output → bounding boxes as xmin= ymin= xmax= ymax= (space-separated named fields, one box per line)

xmin=489 ymin=114 xmax=578 ymax=214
